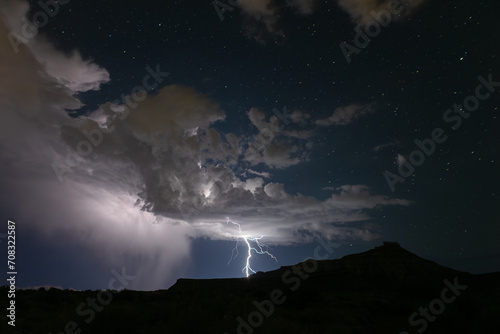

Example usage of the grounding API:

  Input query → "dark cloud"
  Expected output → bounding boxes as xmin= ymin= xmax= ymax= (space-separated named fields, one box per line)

xmin=286 ymin=0 xmax=319 ymax=15
xmin=236 ymin=0 xmax=427 ymax=42
xmin=336 ymin=0 xmax=427 ymax=25
xmin=316 ymin=103 xmax=375 ymax=126
xmin=373 ymin=140 xmax=399 ymax=152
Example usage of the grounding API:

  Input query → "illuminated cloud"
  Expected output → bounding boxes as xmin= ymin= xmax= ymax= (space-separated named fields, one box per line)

xmin=245 ymin=169 xmax=272 ymax=179
xmin=0 ymin=0 xmax=109 ymax=92
xmin=0 ymin=0 xmax=413 ymax=289
xmin=0 ymin=9 xmax=410 ymax=248
xmin=0 ymin=6 xmax=187 ymax=290
xmin=242 ymin=107 xmax=309 ymax=168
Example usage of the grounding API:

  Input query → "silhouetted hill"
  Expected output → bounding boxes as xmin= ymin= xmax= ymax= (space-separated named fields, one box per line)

xmin=2 ymin=242 xmax=499 ymax=333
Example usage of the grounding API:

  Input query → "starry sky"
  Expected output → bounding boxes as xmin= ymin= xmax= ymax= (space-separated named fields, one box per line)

xmin=0 ymin=0 xmax=498 ymax=290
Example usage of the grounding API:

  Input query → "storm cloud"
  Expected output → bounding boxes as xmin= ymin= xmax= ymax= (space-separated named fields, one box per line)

xmin=0 ymin=0 xmax=412 ymax=289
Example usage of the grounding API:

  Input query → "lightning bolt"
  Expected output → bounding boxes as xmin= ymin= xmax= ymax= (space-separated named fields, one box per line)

xmin=226 ymin=218 xmax=277 ymax=277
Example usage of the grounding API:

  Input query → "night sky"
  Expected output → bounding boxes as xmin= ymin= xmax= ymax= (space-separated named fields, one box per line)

xmin=0 ymin=0 xmax=498 ymax=290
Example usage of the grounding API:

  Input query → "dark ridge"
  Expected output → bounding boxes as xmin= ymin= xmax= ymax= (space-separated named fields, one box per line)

xmin=2 ymin=242 xmax=498 ymax=334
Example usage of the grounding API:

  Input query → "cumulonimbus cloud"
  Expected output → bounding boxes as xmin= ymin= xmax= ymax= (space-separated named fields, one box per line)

xmin=0 ymin=0 xmax=413 ymax=289
xmin=57 ymin=92 xmax=410 ymax=246
xmin=0 ymin=1 xmax=186 ymax=290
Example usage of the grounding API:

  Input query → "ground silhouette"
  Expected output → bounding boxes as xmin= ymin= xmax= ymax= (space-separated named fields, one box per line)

xmin=1 ymin=242 xmax=498 ymax=333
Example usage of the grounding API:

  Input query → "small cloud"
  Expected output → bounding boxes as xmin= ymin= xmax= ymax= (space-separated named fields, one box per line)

xmin=286 ymin=0 xmax=319 ymax=15
xmin=290 ymin=110 xmax=310 ymax=124
xmin=238 ymin=0 xmax=282 ymax=44
xmin=336 ymin=0 xmax=427 ymax=26
xmin=396 ymin=153 xmax=407 ymax=167
xmin=237 ymin=0 xmax=319 ymax=44
xmin=316 ymin=103 xmax=375 ymax=127
xmin=243 ymin=177 xmax=265 ymax=193
xmin=247 ymin=169 xmax=272 ymax=178
xmin=239 ymin=0 xmax=275 ymax=18
xmin=373 ymin=140 xmax=399 ymax=152
xmin=326 ymin=185 xmax=413 ymax=209
xmin=243 ymin=107 xmax=310 ymax=169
